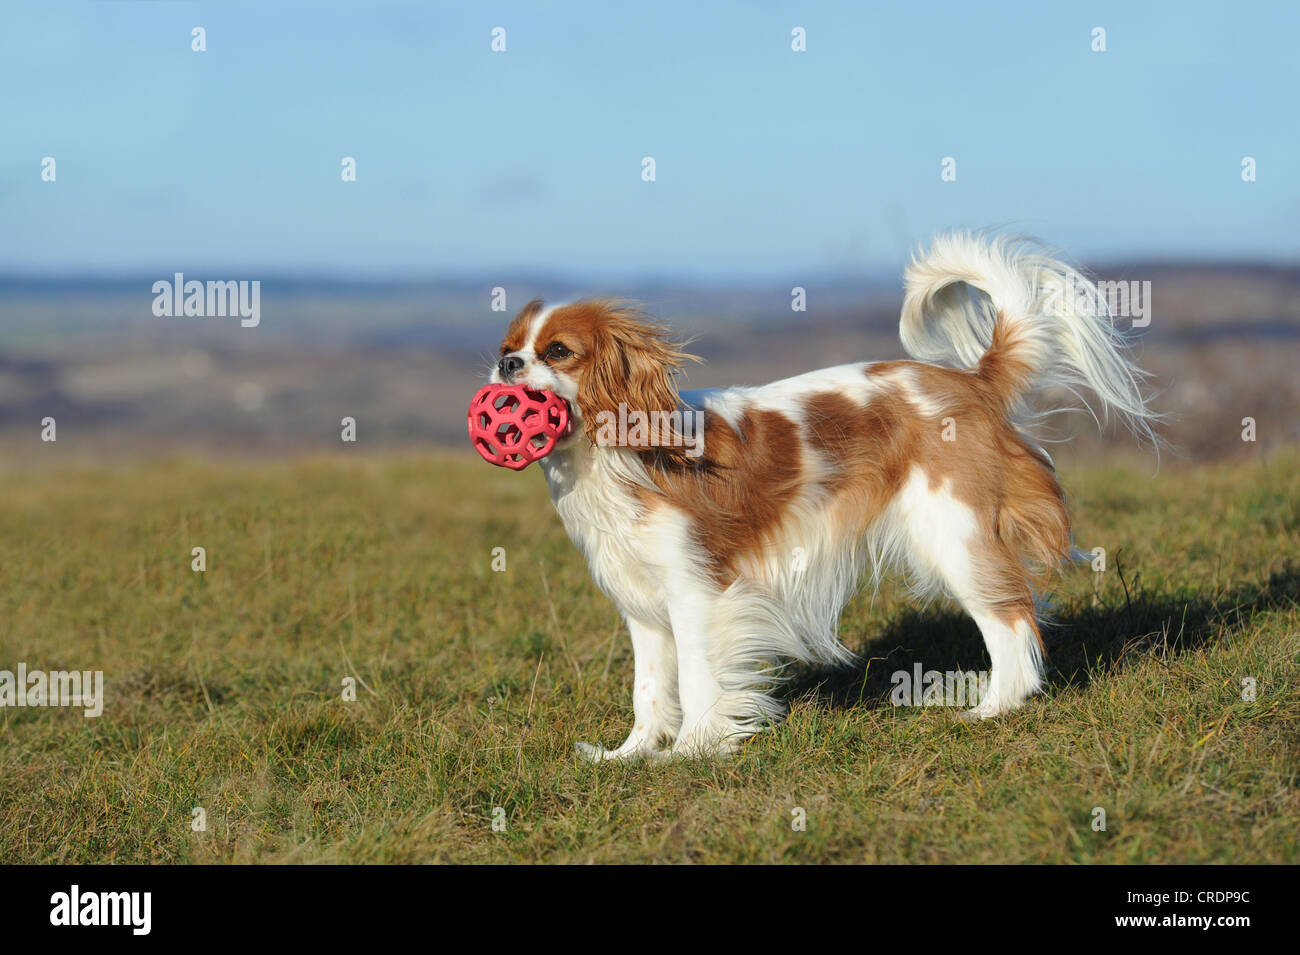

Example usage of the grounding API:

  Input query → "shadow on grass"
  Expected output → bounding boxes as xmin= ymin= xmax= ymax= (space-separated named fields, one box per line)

xmin=783 ymin=560 xmax=1300 ymax=712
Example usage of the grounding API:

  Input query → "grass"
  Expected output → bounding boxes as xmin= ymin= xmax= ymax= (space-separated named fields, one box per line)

xmin=1 ymin=448 xmax=1297 ymax=864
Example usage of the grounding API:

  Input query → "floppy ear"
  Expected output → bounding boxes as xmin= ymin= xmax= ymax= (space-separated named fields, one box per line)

xmin=578 ymin=303 xmax=697 ymax=457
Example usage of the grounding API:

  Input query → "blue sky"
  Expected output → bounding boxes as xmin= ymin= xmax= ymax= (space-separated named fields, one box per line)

xmin=2 ymin=0 xmax=1296 ymax=279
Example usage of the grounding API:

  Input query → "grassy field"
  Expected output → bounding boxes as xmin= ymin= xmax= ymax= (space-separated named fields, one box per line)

xmin=1 ymin=448 xmax=1297 ymax=864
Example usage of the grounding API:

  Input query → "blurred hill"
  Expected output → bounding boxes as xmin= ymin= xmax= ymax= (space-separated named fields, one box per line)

xmin=1 ymin=262 xmax=1297 ymax=465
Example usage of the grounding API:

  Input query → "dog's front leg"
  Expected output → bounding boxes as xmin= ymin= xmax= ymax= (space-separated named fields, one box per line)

xmin=666 ymin=586 xmax=753 ymax=757
xmin=576 ymin=616 xmax=680 ymax=761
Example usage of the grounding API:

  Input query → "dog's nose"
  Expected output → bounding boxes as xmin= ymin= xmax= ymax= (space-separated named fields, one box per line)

xmin=497 ymin=355 xmax=524 ymax=380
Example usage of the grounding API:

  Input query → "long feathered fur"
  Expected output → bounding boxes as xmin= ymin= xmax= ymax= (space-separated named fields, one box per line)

xmin=900 ymin=232 xmax=1161 ymax=447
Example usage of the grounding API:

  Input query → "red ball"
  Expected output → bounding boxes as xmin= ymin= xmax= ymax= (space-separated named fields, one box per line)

xmin=467 ymin=383 xmax=572 ymax=470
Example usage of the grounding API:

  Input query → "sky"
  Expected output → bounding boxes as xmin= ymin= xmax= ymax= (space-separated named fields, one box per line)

xmin=2 ymin=0 xmax=1297 ymax=280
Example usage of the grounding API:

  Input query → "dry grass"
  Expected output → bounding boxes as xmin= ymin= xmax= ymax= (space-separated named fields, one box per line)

xmin=0 ymin=448 xmax=1297 ymax=863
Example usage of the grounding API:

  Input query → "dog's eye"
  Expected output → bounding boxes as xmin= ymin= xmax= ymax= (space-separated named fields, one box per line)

xmin=545 ymin=342 xmax=573 ymax=360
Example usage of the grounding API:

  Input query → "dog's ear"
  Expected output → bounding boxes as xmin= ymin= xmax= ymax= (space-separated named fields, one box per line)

xmin=578 ymin=303 xmax=697 ymax=457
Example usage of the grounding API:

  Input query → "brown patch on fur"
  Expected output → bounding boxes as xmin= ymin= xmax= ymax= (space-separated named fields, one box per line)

xmin=889 ymin=362 xmax=1070 ymax=581
xmin=803 ymin=390 xmax=916 ymax=508
xmin=636 ymin=408 xmax=803 ymax=580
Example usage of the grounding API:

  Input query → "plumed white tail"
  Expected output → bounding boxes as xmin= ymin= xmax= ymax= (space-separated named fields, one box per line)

xmin=900 ymin=232 xmax=1159 ymax=444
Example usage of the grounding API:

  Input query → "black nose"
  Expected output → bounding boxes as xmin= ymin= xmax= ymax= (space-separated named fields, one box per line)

xmin=497 ymin=355 xmax=524 ymax=380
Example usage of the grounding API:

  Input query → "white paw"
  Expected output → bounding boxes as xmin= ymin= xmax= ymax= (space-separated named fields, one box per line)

xmin=670 ymin=724 xmax=745 ymax=758
xmin=575 ymin=741 xmax=611 ymax=762
xmin=960 ymin=694 xmax=1024 ymax=721
xmin=576 ymin=738 xmax=672 ymax=763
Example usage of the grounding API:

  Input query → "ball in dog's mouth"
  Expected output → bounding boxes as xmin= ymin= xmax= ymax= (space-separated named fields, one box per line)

xmin=467 ymin=383 xmax=572 ymax=470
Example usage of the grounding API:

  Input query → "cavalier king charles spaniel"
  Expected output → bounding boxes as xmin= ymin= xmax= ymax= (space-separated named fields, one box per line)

xmin=490 ymin=233 xmax=1157 ymax=759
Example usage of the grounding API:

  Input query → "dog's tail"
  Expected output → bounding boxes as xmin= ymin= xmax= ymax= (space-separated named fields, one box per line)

xmin=899 ymin=232 xmax=1159 ymax=445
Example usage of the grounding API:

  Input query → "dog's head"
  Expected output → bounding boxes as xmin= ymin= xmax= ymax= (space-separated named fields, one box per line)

xmin=491 ymin=299 xmax=696 ymax=455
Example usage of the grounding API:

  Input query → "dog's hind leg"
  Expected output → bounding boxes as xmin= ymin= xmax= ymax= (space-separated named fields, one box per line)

xmin=960 ymin=607 xmax=1044 ymax=719
xmin=922 ymin=541 xmax=1045 ymax=717
xmin=894 ymin=469 xmax=1047 ymax=718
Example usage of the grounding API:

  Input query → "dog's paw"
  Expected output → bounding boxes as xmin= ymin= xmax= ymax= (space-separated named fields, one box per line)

xmin=959 ymin=694 xmax=1025 ymax=721
xmin=575 ymin=741 xmax=610 ymax=762
xmin=575 ymin=739 xmax=670 ymax=763
xmin=669 ymin=724 xmax=745 ymax=758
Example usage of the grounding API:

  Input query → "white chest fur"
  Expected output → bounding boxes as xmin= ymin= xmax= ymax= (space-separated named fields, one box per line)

xmin=539 ymin=445 xmax=677 ymax=628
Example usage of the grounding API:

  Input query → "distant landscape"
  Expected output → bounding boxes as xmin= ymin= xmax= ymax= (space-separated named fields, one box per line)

xmin=2 ymin=262 xmax=1297 ymax=466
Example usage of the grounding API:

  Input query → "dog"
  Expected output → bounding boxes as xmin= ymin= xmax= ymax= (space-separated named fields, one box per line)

xmin=489 ymin=233 xmax=1157 ymax=758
